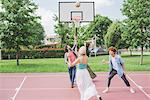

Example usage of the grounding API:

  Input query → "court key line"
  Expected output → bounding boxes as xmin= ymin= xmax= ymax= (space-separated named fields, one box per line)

xmin=11 ymin=76 xmax=27 ymax=100
xmin=127 ymin=75 xmax=150 ymax=99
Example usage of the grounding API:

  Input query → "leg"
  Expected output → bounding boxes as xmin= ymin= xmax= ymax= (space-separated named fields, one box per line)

xmin=96 ymin=95 xmax=102 ymax=100
xmin=121 ymin=74 xmax=135 ymax=93
xmin=121 ymin=74 xmax=130 ymax=87
xmin=68 ymin=67 xmax=73 ymax=88
xmin=70 ymin=67 xmax=74 ymax=88
xmin=76 ymin=80 xmax=84 ymax=100
xmin=103 ymin=69 xmax=117 ymax=93
xmin=68 ymin=67 xmax=71 ymax=81
xmin=72 ymin=67 xmax=76 ymax=85
xmin=108 ymin=69 xmax=117 ymax=87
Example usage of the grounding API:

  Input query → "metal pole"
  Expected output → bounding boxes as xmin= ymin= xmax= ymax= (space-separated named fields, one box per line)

xmin=74 ymin=27 xmax=78 ymax=54
xmin=95 ymin=34 xmax=96 ymax=57
xmin=0 ymin=40 xmax=1 ymax=60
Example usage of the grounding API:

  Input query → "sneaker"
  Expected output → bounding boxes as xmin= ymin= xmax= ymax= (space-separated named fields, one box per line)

xmin=130 ymin=88 xmax=135 ymax=93
xmin=102 ymin=88 xmax=109 ymax=93
xmin=99 ymin=97 xmax=102 ymax=100
xmin=71 ymin=84 xmax=74 ymax=88
xmin=74 ymin=81 xmax=76 ymax=85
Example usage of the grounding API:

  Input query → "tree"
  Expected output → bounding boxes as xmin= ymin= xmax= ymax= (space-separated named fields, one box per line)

xmin=122 ymin=0 xmax=150 ymax=64
xmin=0 ymin=0 xmax=44 ymax=65
xmin=104 ymin=21 xmax=123 ymax=49
xmin=53 ymin=14 xmax=87 ymax=47
xmin=121 ymin=20 xmax=138 ymax=56
xmin=53 ymin=14 xmax=70 ymax=47
xmin=85 ymin=15 xmax=112 ymax=47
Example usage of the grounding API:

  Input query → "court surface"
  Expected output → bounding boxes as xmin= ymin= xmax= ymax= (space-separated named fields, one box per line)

xmin=0 ymin=72 xmax=149 ymax=100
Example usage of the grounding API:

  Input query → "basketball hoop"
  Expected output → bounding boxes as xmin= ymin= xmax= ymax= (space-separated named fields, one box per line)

xmin=72 ymin=16 xmax=81 ymax=28
xmin=59 ymin=1 xmax=95 ymax=54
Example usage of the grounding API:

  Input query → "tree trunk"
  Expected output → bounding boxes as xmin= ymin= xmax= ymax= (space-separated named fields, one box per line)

xmin=16 ymin=51 xmax=19 ymax=66
xmin=140 ymin=44 xmax=143 ymax=65
xmin=61 ymin=37 xmax=63 ymax=48
xmin=140 ymin=26 xmax=145 ymax=65
xmin=0 ymin=49 xmax=1 ymax=60
xmin=129 ymin=48 xmax=132 ymax=56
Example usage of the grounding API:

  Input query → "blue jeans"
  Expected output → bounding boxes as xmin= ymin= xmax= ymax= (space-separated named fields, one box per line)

xmin=68 ymin=66 xmax=76 ymax=85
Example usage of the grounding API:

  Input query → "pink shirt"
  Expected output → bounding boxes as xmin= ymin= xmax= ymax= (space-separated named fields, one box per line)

xmin=68 ymin=51 xmax=76 ymax=63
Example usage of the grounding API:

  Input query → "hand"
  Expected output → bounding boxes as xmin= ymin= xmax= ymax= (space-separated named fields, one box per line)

xmin=123 ymin=71 xmax=126 ymax=75
xmin=67 ymin=62 xmax=70 ymax=67
xmin=102 ymin=59 xmax=108 ymax=64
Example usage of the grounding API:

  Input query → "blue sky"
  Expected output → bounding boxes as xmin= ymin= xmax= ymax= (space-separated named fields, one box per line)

xmin=1 ymin=0 xmax=126 ymax=36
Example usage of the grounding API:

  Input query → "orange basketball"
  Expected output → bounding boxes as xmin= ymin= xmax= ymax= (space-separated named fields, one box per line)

xmin=75 ymin=1 xmax=80 ymax=8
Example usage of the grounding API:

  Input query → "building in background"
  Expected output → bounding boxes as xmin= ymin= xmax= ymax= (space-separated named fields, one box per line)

xmin=45 ymin=34 xmax=61 ymax=45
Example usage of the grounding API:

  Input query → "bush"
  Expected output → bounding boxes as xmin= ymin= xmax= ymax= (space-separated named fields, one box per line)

xmin=1 ymin=49 xmax=64 ymax=59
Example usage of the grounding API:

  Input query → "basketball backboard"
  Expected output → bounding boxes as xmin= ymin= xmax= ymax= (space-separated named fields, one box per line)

xmin=58 ymin=2 xmax=95 ymax=23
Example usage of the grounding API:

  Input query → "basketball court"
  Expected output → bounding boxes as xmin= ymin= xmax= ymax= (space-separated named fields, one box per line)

xmin=1 ymin=1 xmax=149 ymax=100
xmin=0 ymin=72 xmax=149 ymax=100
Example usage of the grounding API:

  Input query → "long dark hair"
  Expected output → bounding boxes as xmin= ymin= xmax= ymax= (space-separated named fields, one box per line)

xmin=64 ymin=45 xmax=68 ymax=53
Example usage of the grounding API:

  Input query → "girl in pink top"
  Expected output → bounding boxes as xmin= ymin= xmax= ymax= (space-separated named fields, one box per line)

xmin=64 ymin=45 xmax=77 ymax=88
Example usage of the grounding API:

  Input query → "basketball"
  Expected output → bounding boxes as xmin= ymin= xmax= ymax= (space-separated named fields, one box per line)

xmin=75 ymin=1 xmax=80 ymax=8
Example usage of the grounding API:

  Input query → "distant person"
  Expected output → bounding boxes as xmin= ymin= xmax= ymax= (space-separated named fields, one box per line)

xmin=64 ymin=45 xmax=76 ymax=88
xmin=68 ymin=46 xmax=102 ymax=100
xmin=102 ymin=46 xmax=135 ymax=93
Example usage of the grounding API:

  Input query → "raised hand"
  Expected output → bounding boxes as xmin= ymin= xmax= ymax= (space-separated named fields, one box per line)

xmin=102 ymin=59 xmax=108 ymax=64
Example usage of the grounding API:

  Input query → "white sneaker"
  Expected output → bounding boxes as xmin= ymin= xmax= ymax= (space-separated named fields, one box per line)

xmin=102 ymin=88 xmax=109 ymax=93
xmin=130 ymin=88 xmax=135 ymax=93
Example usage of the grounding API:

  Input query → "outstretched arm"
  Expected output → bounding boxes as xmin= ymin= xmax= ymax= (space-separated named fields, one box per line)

xmin=102 ymin=59 xmax=109 ymax=64
xmin=72 ymin=44 xmax=78 ymax=57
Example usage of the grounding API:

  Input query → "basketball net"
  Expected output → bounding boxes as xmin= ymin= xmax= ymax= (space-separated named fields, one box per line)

xmin=72 ymin=16 xmax=81 ymax=28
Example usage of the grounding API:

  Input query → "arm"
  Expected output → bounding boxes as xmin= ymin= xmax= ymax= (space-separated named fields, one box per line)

xmin=122 ymin=63 xmax=126 ymax=75
xmin=102 ymin=55 xmax=111 ymax=64
xmin=67 ymin=52 xmax=72 ymax=64
xmin=72 ymin=44 xmax=78 ymax=57
xmin=122 ymin=63 xmax=125 ymax=71
xmin=64 ymin=53 xmax=68 ymax=64
xmin=68 ymin=57 xmax=80 ymax=67
xmin=72 ymin=44 xmax=76 ymax=51
xmin=118 ymin=55 xmax=126 ymax=73
xmin=102 ymin=59 xmax=109 ymax=64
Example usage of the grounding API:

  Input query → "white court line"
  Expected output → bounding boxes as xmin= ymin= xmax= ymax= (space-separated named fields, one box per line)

xmin=11 ymin=87 xmax=150 ymax=90
xmin=0 ymin=87 xmax=143 ymax=91
xmin=127 ymin=75 xmax=150 ymax=99
xmin=11 ymin=76 xmax=27 ymax=100
xmin=0 ymin=75 xmax=68 ymax=78
xmin=0 ymin=73 xmax=149 ymax=78
xmin=1 ymin=87 xmax=150 ymax=91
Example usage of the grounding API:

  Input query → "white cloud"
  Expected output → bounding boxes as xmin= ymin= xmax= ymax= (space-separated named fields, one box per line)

xmin=36 ymin=7 xmax=56 ymax=36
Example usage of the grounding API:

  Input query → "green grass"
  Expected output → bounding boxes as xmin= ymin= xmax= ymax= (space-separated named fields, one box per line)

xmin=0 ymin=55 xmax=150 ymax=73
